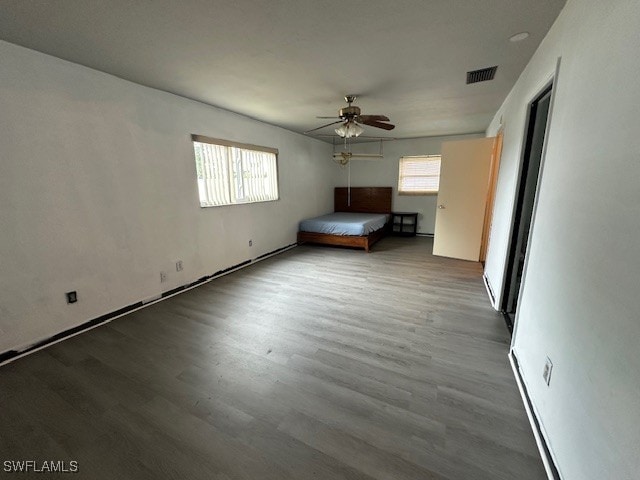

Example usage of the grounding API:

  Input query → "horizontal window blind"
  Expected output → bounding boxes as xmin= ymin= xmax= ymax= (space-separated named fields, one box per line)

xmin=192 ymin=135 xmax=279 ymax=207
xmin=398 ymin=155 xmax=441 ymax=194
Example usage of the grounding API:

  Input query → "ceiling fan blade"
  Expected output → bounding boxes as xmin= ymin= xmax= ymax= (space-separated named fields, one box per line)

xmin=358 ymin=115 xmax=390 ymax=122
xmin=333 ymin=153 xmax=384 ymax=158
xmin=360 ymin=119 xmax=395 ymax=131
xmin=316 ymin=116 xmax=341 ymax=119
xmin=304 ymin=120 xmax=343 ymax=134
xmin=315 ymin=134 xmax=395 ymax=140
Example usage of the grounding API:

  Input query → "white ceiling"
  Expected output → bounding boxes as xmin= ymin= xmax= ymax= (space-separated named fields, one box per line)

xmin=0 ymin=0 xmax=566 ymax=141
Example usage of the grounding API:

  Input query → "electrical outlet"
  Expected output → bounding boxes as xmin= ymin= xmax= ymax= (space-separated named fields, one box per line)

xmin=176 ymin=260 xmax=183 ymax=272
xmin=543 ymin=357 xmax=553 ymax=386
xmin=160 ymin=271 xmax=168 ymax=283
xmin=66 ymin=291 xmax=78 ymax=304
xmin=249 ymin=239 xmax=253 ymax=247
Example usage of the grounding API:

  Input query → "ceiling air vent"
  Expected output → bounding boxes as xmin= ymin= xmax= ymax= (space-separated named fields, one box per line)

xmin=466 ymin=66 xmax=498 ymax=84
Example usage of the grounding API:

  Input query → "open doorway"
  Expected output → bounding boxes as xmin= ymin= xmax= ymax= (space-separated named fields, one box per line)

xmin=502 ymin=83 xmax=553 ymax=330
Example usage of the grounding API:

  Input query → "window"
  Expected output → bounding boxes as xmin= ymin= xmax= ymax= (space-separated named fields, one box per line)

xmin=192 ymin=135 xmax=279 ymax=207
xmin=398 ymin=155 xmax=441 ymax=195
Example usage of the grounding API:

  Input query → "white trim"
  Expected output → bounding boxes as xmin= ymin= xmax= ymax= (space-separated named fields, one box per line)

xmin=497 ymin=62 xmax=561 ymax=309
xmin=510 ymin=57 xmax=561 ymax=342
xmin=483 ymin=273 xmax=499 ymax=310
xmin=509 ymin=350 xmax=562 ymax=480
xmin=191 ymin=134 xmax=278 ymax=155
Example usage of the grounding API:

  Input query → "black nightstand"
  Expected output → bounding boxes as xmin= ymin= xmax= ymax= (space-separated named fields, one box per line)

xmin=391 ymin=212 xmax=418 ymax=236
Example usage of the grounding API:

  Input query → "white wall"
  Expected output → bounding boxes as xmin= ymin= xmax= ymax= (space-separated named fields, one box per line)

xmin=335 ymin=134 xmax=482 ymax=234
xmin=484 ymin=0 xmax=640 ymax=478
xmin=0 ymin=40 xmax=335 ymax=354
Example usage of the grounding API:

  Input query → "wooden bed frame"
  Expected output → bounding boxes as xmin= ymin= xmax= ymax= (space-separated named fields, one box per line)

xmin=297 ymin=187 xmax=393 ymax=252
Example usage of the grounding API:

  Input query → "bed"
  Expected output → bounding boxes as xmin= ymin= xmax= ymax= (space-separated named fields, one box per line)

xmin=297 ymin=187 xmax=392 ymax=252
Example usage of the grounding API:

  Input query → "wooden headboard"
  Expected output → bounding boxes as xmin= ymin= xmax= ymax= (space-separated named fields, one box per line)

xmin=334 ymin=187 xmax=393 ymax=213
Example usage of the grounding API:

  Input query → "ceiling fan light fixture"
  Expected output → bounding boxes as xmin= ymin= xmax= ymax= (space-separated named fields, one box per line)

xmin=335 ymin=121 xmax=364 ymax=138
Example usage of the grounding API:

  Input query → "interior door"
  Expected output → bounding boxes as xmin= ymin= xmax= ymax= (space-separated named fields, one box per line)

xmin=433 ymin=137 xmax=495 ymax=261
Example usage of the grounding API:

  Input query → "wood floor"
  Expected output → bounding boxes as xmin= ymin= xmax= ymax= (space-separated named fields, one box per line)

xmin=0 ymin=237 xmax=545 ymax=479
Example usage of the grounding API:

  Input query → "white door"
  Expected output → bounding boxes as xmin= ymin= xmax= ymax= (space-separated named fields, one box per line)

xmin=433 ymin=137 xmax=495 ymax=261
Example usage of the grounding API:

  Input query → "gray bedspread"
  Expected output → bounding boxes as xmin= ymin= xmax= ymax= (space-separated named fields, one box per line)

xmin=299 ymin=212 xmax=390 ymax=236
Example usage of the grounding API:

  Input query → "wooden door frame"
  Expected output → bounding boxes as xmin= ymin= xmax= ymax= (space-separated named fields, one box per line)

xmin=480 ymin=131 xmax=504 ymax=263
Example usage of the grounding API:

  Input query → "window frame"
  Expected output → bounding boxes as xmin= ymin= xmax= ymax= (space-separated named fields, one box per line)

xmin=397 ymin=155 xmax=442 ymax=196
xmin=191 ymin=134 xmax=280 ymax=208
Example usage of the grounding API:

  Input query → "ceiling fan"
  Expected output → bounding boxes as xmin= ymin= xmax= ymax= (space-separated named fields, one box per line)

xmin=305 ymin=95 xmax=395 ymax=137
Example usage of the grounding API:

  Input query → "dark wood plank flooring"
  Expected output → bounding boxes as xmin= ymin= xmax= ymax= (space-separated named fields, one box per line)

xmin=0 ymin=237 xmax=545 ymax=479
